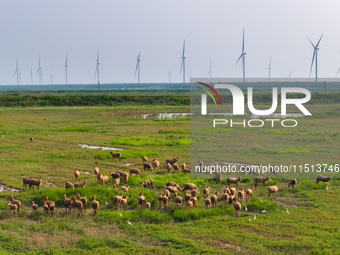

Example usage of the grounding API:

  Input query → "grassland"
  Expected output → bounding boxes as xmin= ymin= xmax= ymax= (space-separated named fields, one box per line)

xmin=0 ymin=104 xmax=339 ymax=254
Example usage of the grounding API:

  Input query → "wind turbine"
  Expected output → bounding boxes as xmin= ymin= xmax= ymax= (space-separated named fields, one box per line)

xmin=307 ymin=34 xmax=323 ymax=82
xmin=168 ymin=71 xmax=171 ymax=83
xmin=14 ymin=57 xmax=20 ymax=85
xmin=207 ymin=59 xmax=212 ymax=83
xmin=289 ymin=71 xmax=293 ymax=81
xmin=236 ymin=27 xmax=246 ymax=82
xmin=30 ymin=68 xmax=33 ymax=85
xmin=50 ymin=72 xmax=53 ymax=85
xmin=94 ymin=52 xmax=100 ymax=94
xmin=180 ymin=40 xmax=186 ymax=83
xmin=134 ymin=52 xmax=141 ymax=83
xmin=267 ymin=57 xmax=272 ymax=82
xmin=63 ymin=53 xmax=68 ymax=85
xmin=36 ymin=55 xmax=43 ymax=85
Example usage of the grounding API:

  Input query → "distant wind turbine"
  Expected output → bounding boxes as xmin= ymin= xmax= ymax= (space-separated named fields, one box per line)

xmin=267 ymin=57 xmax=272 ymax=82
xmin=307 ymin=34 xmax=323 ymax=82
xmin=94 ymin=52 xmax=100 ymax=94
xmin=36 ymin=55 xmax=43 ymax=85
xmin=207 ymin=59 xmax=212 ymax=83
xmin=14 ymin=57 xmax=20 ymax=85
xmin=180 ymin=40 xmax=186 ymax=83
xmin=63 ymin=53 xmax=68 ymax=85
xmin=289 ymin=71 xmax=293 ymax=81
xmin=50 ymin=72 xmax=53 ymax=85
xmin=30 ymin=68 xmax=33 ymax=85
xmin=134 ymin=52 xmax=141 ymax=83
xmin=168 ymin=71 xmax=171 ymax=83
xmin=236 ymin=27 xmax=246 ymax=82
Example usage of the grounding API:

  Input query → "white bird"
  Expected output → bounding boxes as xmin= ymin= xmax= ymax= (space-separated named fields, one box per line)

xmin=260 ymin=199 xmax=263 ymax=203
xmin=105 ymin=201 xmax=109 ymax=205
xmin=119 ymin=213 xmax=122 ymax=217
xmin=127 ymin=220 xmax=132 ymax=225
xmin=248 ymin=217 xmax=251 ymax=222
xmin=1 ymin=135 xmax=4 ymax=138
xmin=262 ymin=210 xmax=267 ymax=213
xmin=253 ymin=215 xmax=256 ymax=220
xmin=326 ymin=186 xmax=328 ymax=190
xmin=245 ymin=206 xmax=248 ymax=211
xmin=286 ymin=208 xmax=289 ymax=214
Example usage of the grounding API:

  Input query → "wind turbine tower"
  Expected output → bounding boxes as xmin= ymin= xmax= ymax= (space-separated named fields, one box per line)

xmin=307 ymin=34 xmax=323 ymax=82
xmin=180 ymin=40 xmax=186 ymax=83
xmin=168 ymin=71 xmax=171 ymax=83
xmin=134 ymin=52 xmax=141 ymax=83
xmin=14 ymin=57 xmax=20 ymax=85
xmin=267 ymin=57 xmax=272 ymax=82
xmin=63 ymin=54 xmax=68 ymax=85
xmin=289 ymin=71 xmax=293 ymax=81
xmin=207 ymin=59 xmax=212 ymax=83
xmin=236 ymin=27 xmax=246 ymax=82
xmin=36 ymin=55 xmax=43 ymax=85
xmin=95 ymin=52 xmax=100 ymax=94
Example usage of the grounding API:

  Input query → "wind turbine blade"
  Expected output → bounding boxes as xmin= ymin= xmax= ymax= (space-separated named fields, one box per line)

xmin=242 ymin=27 xmax=245 ymax=53
xmin=182 ymin=40 xmax=185 ymax=57
xmin=336 ymin=67 xmax=340 ymax=77
xmin=316 ymin=34 xmax=323 ymax=47
xmin=180 ymin=59 xmax=184 ymax=75
xmin=235 ymin=54 xmax=243 ymax=65
xmin=309 ymin=50 xmax=316 ymax=77
xmin=307 ymin=36 xmax=316 ymax=48
xmin=94 ymin=65 xmax=98 ymax=79
xmin=134 ymin=61 xmax=139 ymax=79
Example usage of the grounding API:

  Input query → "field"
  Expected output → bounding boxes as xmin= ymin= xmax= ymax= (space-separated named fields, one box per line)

xmin=0 ymin=103 xmax=340 ymax=254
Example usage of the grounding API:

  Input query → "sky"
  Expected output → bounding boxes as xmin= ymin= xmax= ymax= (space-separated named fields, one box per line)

xmin=1 ymin=0 xmax=340 ymax=85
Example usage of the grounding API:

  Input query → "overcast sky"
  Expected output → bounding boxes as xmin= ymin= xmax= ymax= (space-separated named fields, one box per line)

xmin=1 ymin=0 xmax=340 ymax=85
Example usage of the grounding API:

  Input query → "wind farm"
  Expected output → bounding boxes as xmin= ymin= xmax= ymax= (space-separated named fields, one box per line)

xmin=4 ymin=30 xmax=340 ymax=86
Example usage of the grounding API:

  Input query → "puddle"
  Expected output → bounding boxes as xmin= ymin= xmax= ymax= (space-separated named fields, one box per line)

xmin=0 ymin=185 xmax=19 ymax=192
xmin=43 ymin=180 xmax=56 ymax=187
xmin=143 ymin=112 xmax=303 ymax=119
xmin=143 ymin=113 xmax=193 ymax=119
xmin=79 ymin=144 xmax=124 ymax=151
xmin=123 ymin=163 xmax=133 ymax=166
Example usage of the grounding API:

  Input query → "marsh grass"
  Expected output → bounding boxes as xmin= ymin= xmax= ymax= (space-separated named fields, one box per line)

xmin=0 ymin=105 xmax=339 ymax=254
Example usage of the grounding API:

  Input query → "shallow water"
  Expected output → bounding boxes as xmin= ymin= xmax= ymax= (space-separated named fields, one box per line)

xmin=79 ymin=144 xmax=124 ymax=151
xmin=0 ymin=185 xmax=19 ymax=192
xmin=143 ymin=112 xmax=304 ymax=119
xmin=143 ymin=113 xmax=193 ymax=119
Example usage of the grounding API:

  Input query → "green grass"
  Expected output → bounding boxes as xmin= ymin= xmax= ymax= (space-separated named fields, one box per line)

xmin=0 ymin=104 xmax=339 ymax=254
